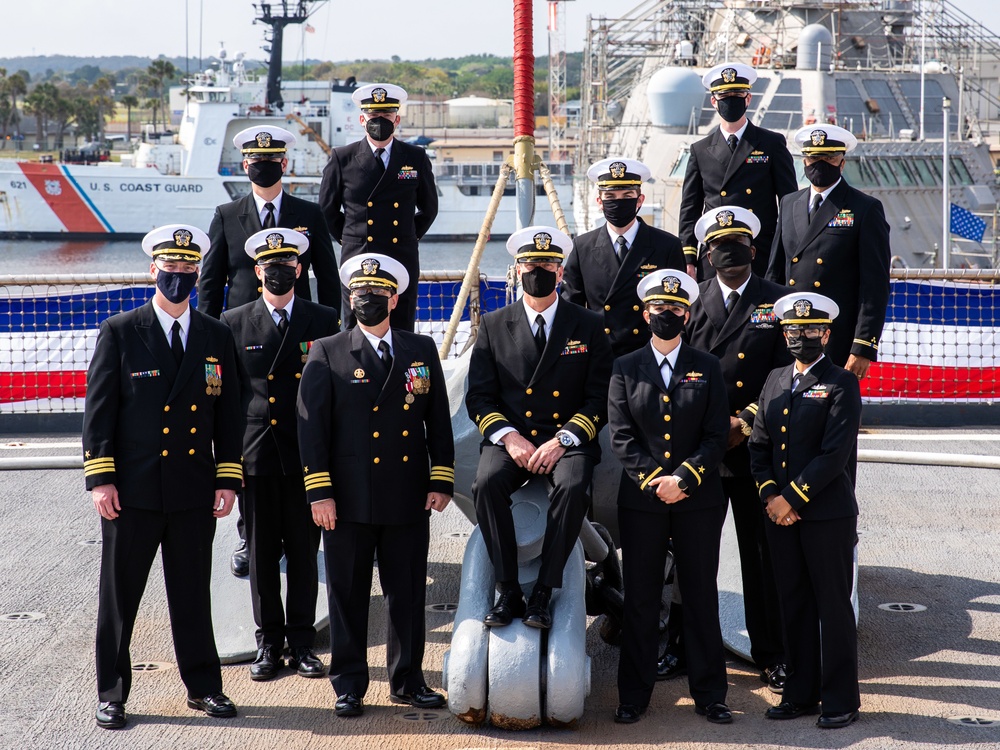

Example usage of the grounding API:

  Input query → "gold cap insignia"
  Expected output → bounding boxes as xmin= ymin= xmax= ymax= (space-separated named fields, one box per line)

xmin=255 ymin=132 xmax=272 ymax=148
xmin=609 ymin=161 xmax=626 ymax=179
xmin=663 ymin=275 xmax=681 ymax=294
xmin=793 ymin=299 xmax=813 ymax=317
xmin=265 ymin=232 xmax=284 ymax=249
xmin=716 ymin=209 xmax=735 ymax=227
xmin=810 ymin=130 xmax=827 ymax=147
xmin=173 ymin=228 xmax=192 ymax=247
xmin=372 ymin=87 xmax=387 ymax=104
xmin=533 ymin=232 xmax=552 ymax=251
xmin=361 ymin=258 xmax=380 ymax=275
xmin=722 ymin=67 xmax=737 ymax=83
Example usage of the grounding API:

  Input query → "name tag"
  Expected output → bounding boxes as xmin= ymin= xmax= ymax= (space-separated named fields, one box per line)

xmin=130 ymin=370 xmax=160 ymax=379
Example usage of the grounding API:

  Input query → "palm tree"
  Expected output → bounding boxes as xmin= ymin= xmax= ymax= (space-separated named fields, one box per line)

xmin=24 ymin=82 xmax=59 ymax=150
xmin=8 ymin=73 xmax=28 ymax=136
xmin=120 ymin=94 xmax=139 ymax=142
xmin=146 ymin=59 xmax=176 ymax=131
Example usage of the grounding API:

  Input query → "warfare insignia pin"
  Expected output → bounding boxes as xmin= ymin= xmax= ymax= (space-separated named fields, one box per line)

xmin=716 ymin=209 xmax=735 ymax=227
xmin=266 ymin=232 xmax=284 ymax=249
xmin=354 ymin=368 xmax=365 ymax=379
xmin=810 ymin=130 xmax=826 ymax=147
xmin=173 ymin=228 xmax=192 ymax=247
xmin=663 ymin=275 xmax=681 ymax=294
xmin=372 ymin=87 xmax=387 ymax=104
xmin=609 ymin=161 xmax=626 ymax=179
xmin=533 ymin=232 xmax=552 ymax=251
xmin=256 ymin=132 xmax=272 ymax=148
xmin=361 ymin=258 xmax=380 ymax=275
xmin=206 ymin=356 xmax=218 ymax=363
xmin=722 ymin=67 xmax=737 ymax=83
xmin=793 ymin=299 xmax=813 ymax=317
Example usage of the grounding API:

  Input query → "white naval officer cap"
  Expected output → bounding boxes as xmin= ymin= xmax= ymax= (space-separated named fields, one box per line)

xmin=232 ymin=125 xmax=297 ymax=155
xmin=244 ymin=228 xmax=309 ymax=264
xmin=636 ymin=269 xmax=700 ymax=307
xmin=142 ymin=224 xmax=210 ymax=263
xmin=773 ymin=292 xmax=841 ymax=325
xmin=702 ymin=62 xmax=757 ymax=93
xmin=340 ymin=253 xmax=410 ymax=295
xmin=507 ymin=225 xmax=573 ymax=263
xmin=793 ymin=124 xmax=858 ymax=155
xmin=695 ymin=206 xmax=762 ymax=244
xmin=586 ymin=157 xmax=651 ymax=189
xmin=352 ymin=83 xmax=408 ymax=112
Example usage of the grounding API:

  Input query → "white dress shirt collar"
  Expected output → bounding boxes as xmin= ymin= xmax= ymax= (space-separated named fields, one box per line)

xmin=522 ymin=295 xmax=558 ymax=335
xmin=252 ymin=190 xmax=284 ymax=225
xmin=368 ymin=139 xmax=393 ymax=167
xmin=716 ymin=274 xmax=751 ymax=302
xmin=361 ymin=326 xmax=394 ymax=356
xmin=605 ymin=218 xmax=641 ymax=249
xmin=719 ymin=119 xmax=749 ymax=143
xmin=152 ymin=299 xmax=191 ymax=347
xmin=651 ymin=340 xmax=682 ymax=389
xmin=263 ymin=294 xmax=295 ymax=325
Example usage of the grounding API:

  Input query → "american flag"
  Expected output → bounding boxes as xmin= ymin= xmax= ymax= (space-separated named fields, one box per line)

xmin=950 ymin=203 xmax=986 ymax=242
xmin=304 ymin=23 xmax=315 ymax=33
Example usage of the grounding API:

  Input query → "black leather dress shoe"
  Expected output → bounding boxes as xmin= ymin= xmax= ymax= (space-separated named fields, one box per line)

xmin=390 ymin=685 xmax=446 ymax=708
xmin=817 ymin=710 xmax=860 ymax=729
xmin=187 ymin=692 xmax=237 ymax=718
xmin=655 ymin=651 xmax=686 ymax=681
xmin=522 ymin=588 xmax=552 ymax=630
xmin=614 ymin=703 xmax=646 ymax=724
xmin=249 ymin=645 xmax=283 ymax=681
xmin=483 ymin=588 xmax=526 ymax=627
xmin=230 ymin=540 xmax=249 ymax=578
xmin=95 ymin=701 xmax=126 ymax=729
xmin=760 ymin=663 xmax=787 ymax=694
xmin=765 ymin=701 xmax=820 ymax=720
xmin=335 ymin=692 xmax=364 ymax=717
xmin=695 ymin=702 xmax=733 ymax=724
xmin=288 ymin=647 xmax=326 ymax=678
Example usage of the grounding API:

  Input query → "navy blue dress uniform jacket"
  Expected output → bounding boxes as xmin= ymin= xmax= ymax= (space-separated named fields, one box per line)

xmin=318 ymin=138 xmax=437 ymax=254
xmin=748 ymin=356 xmax=862 ymax=520
xmin=296 ymin=326 xmax=455 ymax=525
xmin=766 ymin=179 xmax=891 ymax=366
xmin=678 ymin=121 xmax=798 ymax=274
xmin=198 ymin=191 xmax=341 ymax=320
xmin=466 ymin=300 xmax=613 ymax=458
xmin=561 ymin=218 xmax=686 ymax=357
xmin=82 ymin=300 xmax=245 ymax=509
xmin=221 ymin=297 xmax=341 ymax=476
xmin=685 ymin=275 xmax=791 ymax=476
xmin=608 ymin=343 xmax=729 ymax=511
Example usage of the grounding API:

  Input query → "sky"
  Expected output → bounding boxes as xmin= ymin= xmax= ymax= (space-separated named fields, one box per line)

xmin=4 ymin=0 xmax=996 ymax=62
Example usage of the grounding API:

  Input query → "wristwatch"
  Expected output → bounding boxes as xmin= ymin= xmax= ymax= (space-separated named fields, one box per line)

xmin=555 ymin=430 xmax=575 ymax=448
xmin=673 ymin=475 xmax=689 ymax=493
xmin=738 ymin=418 xmax=753 ymax=437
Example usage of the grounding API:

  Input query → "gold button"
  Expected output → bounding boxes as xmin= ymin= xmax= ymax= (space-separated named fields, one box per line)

xmin=783 ymin=408 xmax=789 ymax=415
xmin=525 ymin=411 xmax=532 ymax=417
xmin=781 ymin=426 xmax=786 ymax=432
xmin=782 ymin=461 xmax=787 ymax=468
xmin=162 ymin=427 xmax=169 ymax=434
xmin=393 ymin=202 xmax=399 ymax=208
xmin=367 ymin=219 xmax=374 ymax=225
xmin=403 ymin=404 xmax=409 ymax=411
xmin=393 ymin=220 xmax=398 ymax=226
xmin=662 ymin=395 xmax=669 ymax=403
xmin=721 ymin=190 xmax=727 ymax=197
xmin=271 ymin=419 xmax=277 ymax=425
xmin=190 ymin=405 xmax=197 ymax=412
xmin=161 ymin=450 xmax=168 ymax=457
xmin=190 ymin=428 xmax=197 ymax=434
xmin=163 ymin=405 xmax=170 ymax=412
xmin=267 ymin=374 xmax=274 ymax=381
xmin=367 ymin=235 xmax=373 ymax=242
xmin=664 ymin=433 xmax=671 ymax=440
xmin=814 ymin=281 xmax=821 ymax=288
xmin=664 ymin=415 xmax=671 ymax=422
xmin=604 ymin=304 xmax=611 ymax=311
xmin=552 ymin=413 xmax=559 ymax=419
xmin=402 ymin=430 xmax=409 ymax=437
xmin=664 ymin=451 xmax=671 ymax=458
xmin=531 ymin=429 xmax=538 ymax=436
xmin=257 ymin=286 xmax=263 ymax=293
xmin=295 ymin=373 xmax=301 ymax=379
xmin=392 ymin=238 xmax=398 ymax=244
xmin=556 ymin=423 xmax=562 ymax=428
xmin=373 ymin=406 xmax=379 ymax=412
xmin=604 ymin=328 xmax=611 ymax=334
xmin=373 ymin=431 xmax=380 ymax=438
xmin=736 ymin=380 xmax=744 ymax=388
xmin=189 ymin=449 xmax=195 ymax=455
xmin=374 ymin=457 xmax=380 ymax=464
xmin=633 ymin=305 xmax=640 ymax=311
xmin=746 ymin=188 xmax=752 ymax=194
xmin=632 ymin=329 xmax=639 ymax=334
xmin=526 ymin=388 xmax=533 ymax=395
xmin=367 ymin=201 xmax=373 ymax=207
xmin=792 ymin=257 xmax=799 ymax=263
xmin=781 ymin=443 xmax=786 ymax=450
xmin=268 ymin=397 xmax=275 ymax=403
xmin=738 ymin=352 xmax=745 ymax=359
xmin=817 ymin=258 xmax=824 ymax=265
xmin=552 ymin=391 xmax=559 ymax=397
xmin=403 ymin=456 xmax=408 ymax=462
xmin=789 ymin=279 xmax=796 ymax=286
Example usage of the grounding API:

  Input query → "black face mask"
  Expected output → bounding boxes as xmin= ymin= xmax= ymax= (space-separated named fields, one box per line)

xmin=262 ymin=264 xmax=296 ymax=296
xmin=601 ymin=197 xmax=639 ymax=228
xmin=365 ymin=116 xmax=395 ymax=142
xmin=649 ymin=310 xmax=686 ymax=340
xmin=786 ymin=336 xmax=825 ymax=364
xmin=247 ymin=159 xmax=283 ymax=188
xmin=804 ymin=160 xmax=842 ymax=188
xmin=156 ymin=270 xmax=197 ymax=304
xmin=520 ymin=267 xmax=558 ymax=297
xmin=710 ymin=240 xmax=753 ymax=269
xmin=352 ymin=293 xmax=390 ymax=326
xmin=716 ymin=96 xmax=748 ymax=123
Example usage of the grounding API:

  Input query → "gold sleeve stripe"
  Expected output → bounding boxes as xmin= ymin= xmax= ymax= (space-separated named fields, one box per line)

xmin=854 ymin=338 xmax=878 ymax=349
xmin=216 ymin=462 xmax=242 ymax=470
xmin=477 ymin=413 xmax=507 ymax=434
xmin=758 ymin=479 xmax=777 ymax=493
xmin=304 ymin=478 xmax=333 ymax=489
xmin=683 ymin=246 xmax=698 ymax=257
xmin=430 ymin=466 xmax=455 ymax=476
xmin=84 ymin=465 xmax=117 ymax=476
xmin=791 ymin=481 xmax=810 ymax=503
xmin=745 ymin=403 xmax=759 ymax=414
xmin=681 ymin=461 xmax=702 ymax=486
xmin=84 ymin=457 xmax=115 ymax=466
xmin=304 ymin=472 xmax=331 ymax=480
xmin=568 ymin=414 xmax=597 ymax=441
xmin=639 ymin=466 xmax=662 ymax=491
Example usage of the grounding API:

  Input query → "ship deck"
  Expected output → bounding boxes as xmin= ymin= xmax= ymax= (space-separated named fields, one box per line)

xmin=2 ymin=428 xmax=999 ymax=750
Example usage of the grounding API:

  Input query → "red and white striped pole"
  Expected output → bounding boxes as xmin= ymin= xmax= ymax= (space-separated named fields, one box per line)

xmin=513 ymin=0 xmax=536 ymax=229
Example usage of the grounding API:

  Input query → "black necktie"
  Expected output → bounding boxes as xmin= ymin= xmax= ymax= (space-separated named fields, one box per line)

xmin=615 ymin=235 xmax=628 ymax=264
xmin=378 ymin=340 xmax=393 ymax=373
xmin=792 ymin=372 xmax=802 ymax=392
xmin=809 ymin=193 xmax=823 ymax=223
xmin=727 ymin=134 xmax=738 ymax=153
xmin=374 ymin=148 xmax=386 ymax=173
xmin=534 ymin=314 xmax=546 ymax=355
xmin=275 ymin=307 xmax=288 ymax=335
xmin=725 ymin=290 xmax=740 ymax=317
xmin=262 ymin=202 xmax=276 ymax=229
xmin=170 ymin=320 xmax=184 ymax=365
